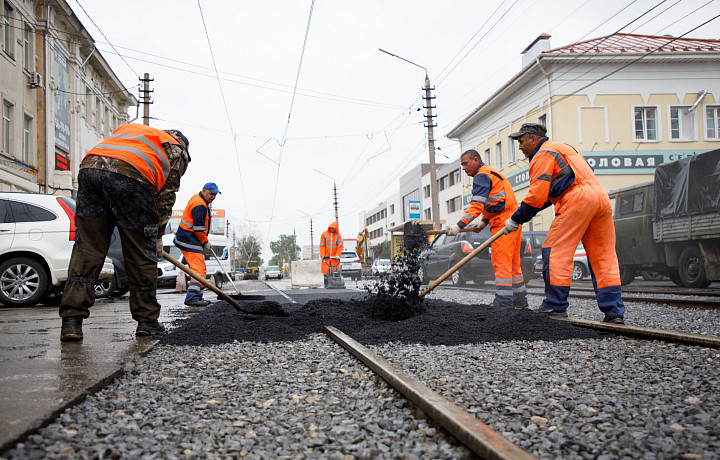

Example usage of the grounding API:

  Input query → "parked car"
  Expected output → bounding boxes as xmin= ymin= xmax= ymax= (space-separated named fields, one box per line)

xmin=234 ymin=268 xmax=244 ymax=281
xmin=339 ymin=251 xmax=362 ymax=280
xmin=95 ymin=228 xmax=129 ymax=298
xmin=522 ymin=230 xmax=547 ymax=279
xmin=0 ymin=192 xmax=113 ymax=307
xmin=533 ymin=242 xmax=591 ymax=282
xmin=264 ymin=265 xmax=282 ymax=280
xmin=418 ymin=228 xmax=534 ymax=286
xmin=157 ymin=233 xmax=232 ymax=288
xmin=371 ymin=258 xmax=392 ymax=276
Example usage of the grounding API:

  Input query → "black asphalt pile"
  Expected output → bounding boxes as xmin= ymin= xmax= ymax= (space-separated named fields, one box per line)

xmin=158 ymin=294 xmax=606 ymax=347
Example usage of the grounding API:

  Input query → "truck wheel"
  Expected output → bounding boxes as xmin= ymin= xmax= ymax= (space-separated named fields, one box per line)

xmin=678 ymin=246 xmax=711 ymax=288
xmin=667 ymin=268 xmax=684 ymax=287
xmin=619 ymin=265 xmax=636 ymax=286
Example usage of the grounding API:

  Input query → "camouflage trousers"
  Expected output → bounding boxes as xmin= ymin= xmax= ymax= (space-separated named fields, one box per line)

xmin=59 ymin=168 xmax=161 ymax=323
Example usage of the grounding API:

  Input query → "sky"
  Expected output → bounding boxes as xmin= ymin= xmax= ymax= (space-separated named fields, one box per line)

xmin=71 ymin=0 xmax=720 ymax=261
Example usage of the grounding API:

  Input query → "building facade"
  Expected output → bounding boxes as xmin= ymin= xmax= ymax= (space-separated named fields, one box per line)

xmin=1 ymin=0 xmax=136 ymax=195
xmin=447 ymin=33 xmax=720 ymax=231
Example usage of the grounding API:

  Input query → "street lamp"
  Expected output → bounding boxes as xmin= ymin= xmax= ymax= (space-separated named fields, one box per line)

xmin=379 ymin=48 xmax=441 ymax=229
xmin=313 ymin=168 xmax=339 ymax=223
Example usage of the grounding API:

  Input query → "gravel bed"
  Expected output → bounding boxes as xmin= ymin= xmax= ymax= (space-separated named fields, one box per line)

xmin=4 ymin=289 xmax=719 ymax=459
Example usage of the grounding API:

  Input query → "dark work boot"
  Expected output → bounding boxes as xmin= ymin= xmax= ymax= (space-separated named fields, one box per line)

xmin=136 ymin=320 xmax=167 ymax=337
xmin=60 ymin=316 xmax=84 ymax=342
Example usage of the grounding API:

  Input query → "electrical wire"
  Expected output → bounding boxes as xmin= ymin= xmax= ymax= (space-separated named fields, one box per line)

xmin=197 ymin=0 xmax=248 ymax=221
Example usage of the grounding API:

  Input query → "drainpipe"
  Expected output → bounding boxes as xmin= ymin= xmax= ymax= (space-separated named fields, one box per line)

xmin=43 ymin=0 xmax=56 ymax=193
xmin=535 ymin=56 xmax=552 ymax=136
xmin=687 ymin=90 xmax=707 ymax=113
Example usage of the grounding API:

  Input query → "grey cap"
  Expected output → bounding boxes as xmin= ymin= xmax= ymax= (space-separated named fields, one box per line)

xmin=509 ymin=123 xmax=547 ymax=139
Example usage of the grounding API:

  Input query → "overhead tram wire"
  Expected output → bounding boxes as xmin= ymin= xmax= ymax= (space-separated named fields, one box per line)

xmin=266 ymin=0 xmax=316 ymax=246
xmin=438 ymin=0 xmax=715 ymax=149
xmin=73 ymin=0 xmax=139 ymax=79
xmin=197 ymin=0 xmax=248 ymax=219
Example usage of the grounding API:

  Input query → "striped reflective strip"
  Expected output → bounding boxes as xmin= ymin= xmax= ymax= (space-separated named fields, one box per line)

xmin=462 ymin=213 xmax=473 ymax=221
xmin=180 ymin=218 xmax=193 ymax=227
xmin=175 ymin=239 xmax=204 ymax=252
xmin=512 ymin=275 xmax=525 ymax=283
xmin=487 ymin=191 xmax=505 ymax=202
xmin=513 ymin=285 xmax=527 ymax=293
xmin=192 ymin=225 xmax=206 ymax=231
xmin=471 ymin=195 xmax=487 ymax=204
xmin=495 ymin=277 xmax=512 ymax=285
xmin=99 ymin=133 xmax=170 ymax=185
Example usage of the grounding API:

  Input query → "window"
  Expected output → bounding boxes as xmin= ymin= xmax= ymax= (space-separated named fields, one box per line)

xmin=618 ymin=191 xmax=644 ymax=216
xmin=7 ymin=201 xmax=57 ymax=223
xmin=669 ymin=106 xmax=694 ymax=141
xmin=706 ymin=106 xmax=720 ymax=140
xmin=538 ymin=114 xmax=547 ymax=128
xmin=494 ymin=141 xmax=503 ymax=170
xmin=438 ymin=175 xmax=448 ymax=191
xmin=447 ymin=196 xmax=461 ymax=213
xmin=2 ymin=101 xmax=11 ymax=154
xmin=634 ymin=107 xmax=658 ymax=141
xmin=483 ymin=148 xmax=491 ymax=165
xmin=507 ymin=136 xmax=516 ymax=164
xmin=423 ymin=184 xmax=430 ymax=198
xmin=450 ymin=169 xmax=460 ymax=186
xmin=2 ymin=3 xmax=14 ymax=57
xmin=390 ymin=204 xmax=394 ymax=214
xmin=424 ymin=208 xmax=431 ymax=220
xmin=23 ymin=115 xmax=31 ymax=163
xmin=23 ymin=25 xmax=32 ymax=72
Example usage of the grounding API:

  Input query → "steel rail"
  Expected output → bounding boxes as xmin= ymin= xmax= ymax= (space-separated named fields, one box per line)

xmin=324 ymin=326 xmax=536 ymax=460
xmin=554 ymin=317 xmax=720 ymax=348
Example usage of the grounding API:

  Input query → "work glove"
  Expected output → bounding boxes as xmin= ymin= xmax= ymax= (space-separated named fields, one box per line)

xmin=203 ymin=241 xmax=213 ymax=255
xmin=504 ymin=218 xmax=520 ymax=233
xmin=157 ymin=239 xmax=164 ymax=257
xmin=471 ymin=221 xmax=488 ymax=233
xmin=446 ymin=224 xmax=461 ymax=236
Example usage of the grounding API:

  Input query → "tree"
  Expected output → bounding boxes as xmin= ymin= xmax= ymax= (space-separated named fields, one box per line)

xmin=270 ymin=233 xmax=300 ymax=268
xmin=237 ymin=234 xmax=263 ymax=267
xmin=373 ymin=240 xmax=391 ymax=260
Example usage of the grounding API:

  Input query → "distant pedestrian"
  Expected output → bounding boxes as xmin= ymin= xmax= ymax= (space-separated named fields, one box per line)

xmin=60 ymin=123 xmax=191 ymax=341
xmin=447 ymin=149 xmax=527 ymax=309
xmin=506 ymin=123 xmax=625 ymax=323
xmin=174 ymin=183 xmax=221 ymax=306
xmin=319 ymin=221 xmax=342 ymax=287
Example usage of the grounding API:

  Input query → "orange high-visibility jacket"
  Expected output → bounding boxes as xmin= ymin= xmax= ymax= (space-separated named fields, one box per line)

xmin=458 ymin=163 xmax=517 ymax=229
xmin=83 ymin=123 xmax=179 ymax=192
xmin=177 ymin=193 xmax=210 ymax=247
xmin=320 ymin=222 xmax=342 ymax=275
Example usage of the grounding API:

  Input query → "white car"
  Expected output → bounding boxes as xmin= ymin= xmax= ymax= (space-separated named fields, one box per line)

xmin=371 ymin=258 xmax=392 ymax=276
xmin=339 ymin=251 xmax=362 ymax=281
xmin=0 ymin=192 xmax=113 ymax=307
xmin=533 ymin=243 xmax=590 ymax=282
xmin=264 ymin=265 xmax=282 ymax=280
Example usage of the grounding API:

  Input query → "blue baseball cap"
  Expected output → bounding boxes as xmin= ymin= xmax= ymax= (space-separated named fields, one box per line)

xmin=203 ymin=182 xmax=221 ymax=194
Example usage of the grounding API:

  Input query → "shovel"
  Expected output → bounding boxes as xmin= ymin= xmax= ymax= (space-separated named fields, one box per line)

xmin=209 ymin=248 xmax=241 ymax=295
xmin=418 ymin=229 xmax=507 ymax=298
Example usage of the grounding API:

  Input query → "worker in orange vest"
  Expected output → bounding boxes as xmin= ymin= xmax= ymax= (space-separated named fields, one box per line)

xmin=506 ymin=123 xmax=625 ymax=323
xmin=319 ymin=221 xmax=342 ymax=287
xmin=60 ymin=123 xmax=190 ymax=341
xmin=447 ymin=149 xmax=527 ymax=309
xmin=174 ymin=183 xmax=221 ymax=306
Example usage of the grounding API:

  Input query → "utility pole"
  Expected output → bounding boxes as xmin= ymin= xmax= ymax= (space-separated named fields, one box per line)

xmin=310 ymin=219 xmax=314 ymax=259
xmin=424 ymin=75 xmax=441 ymax=229
xmin=379 ymin=49 xmax=441 ymax=228
xmin=332 ymin=183 xmax=339 ymax=223
xmin=139 ymin=73 xmax=153 ymax=126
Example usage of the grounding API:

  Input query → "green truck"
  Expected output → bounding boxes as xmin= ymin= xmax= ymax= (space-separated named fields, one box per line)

xmin=610 ymin=149 xmax=720 ymax=288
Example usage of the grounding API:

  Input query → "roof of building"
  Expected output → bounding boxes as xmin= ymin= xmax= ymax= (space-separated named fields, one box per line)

xmin=544 ymin=33 xmax=720 ymax=55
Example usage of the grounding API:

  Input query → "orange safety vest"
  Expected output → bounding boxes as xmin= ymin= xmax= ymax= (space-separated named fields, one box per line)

xmin=320 ymin=222 xmax=342 ymax=275
xmin=460 ymin=163 xmax=517 ymax=227
xmin=178 ymin=193 xmax=210 ymax=245
xmin=83 ymin=123 xmax=178 ymax=192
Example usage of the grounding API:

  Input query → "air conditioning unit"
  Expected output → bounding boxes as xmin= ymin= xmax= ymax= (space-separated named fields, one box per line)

xmin=28 ymin=72 xmax=43 ymax=88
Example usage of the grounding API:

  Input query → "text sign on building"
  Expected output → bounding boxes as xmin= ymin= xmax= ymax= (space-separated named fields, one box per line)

xmin=53 ymin=46 xmax=70 ymax=153
xmin=408 ymin=200 xmax=421 ymax=219
xmin=507 ymin=150 xmax=709 ymax=191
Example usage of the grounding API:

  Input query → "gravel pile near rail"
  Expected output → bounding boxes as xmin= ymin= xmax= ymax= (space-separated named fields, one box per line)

xmin=5 ymin=289 xmax=720 ymax=459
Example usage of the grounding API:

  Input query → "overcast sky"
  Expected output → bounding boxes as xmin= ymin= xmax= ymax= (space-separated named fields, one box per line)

xmin=72 ymin=0 xmax=719 ymax=261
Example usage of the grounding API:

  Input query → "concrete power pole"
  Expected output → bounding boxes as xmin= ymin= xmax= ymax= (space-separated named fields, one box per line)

xmin=310 ymin=219 xmax=314 ymax=259
xmin=139 ymin=73 xmax=153 ymax=126
xmin=424 ymin=75 xmax=440 ymax=229
xmin=332 ymin=183 xmax=339 ymax=223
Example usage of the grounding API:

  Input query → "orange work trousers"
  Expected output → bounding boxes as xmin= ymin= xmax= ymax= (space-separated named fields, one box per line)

xmin=181 ymin=250 xmax=207 ymax=302
xmin=489 ymin=214 xmax=527 ymax=308
xmin=541 ymin=182 xmax=625 ymax=317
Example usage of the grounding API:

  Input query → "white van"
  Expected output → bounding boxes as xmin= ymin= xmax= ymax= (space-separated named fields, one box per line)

xmin=157 ymin=233 xmax=232 ymax=288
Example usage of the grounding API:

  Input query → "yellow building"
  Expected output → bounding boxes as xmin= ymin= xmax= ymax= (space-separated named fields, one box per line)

xmin=448 ymin=33 xmax=720 ymax=231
